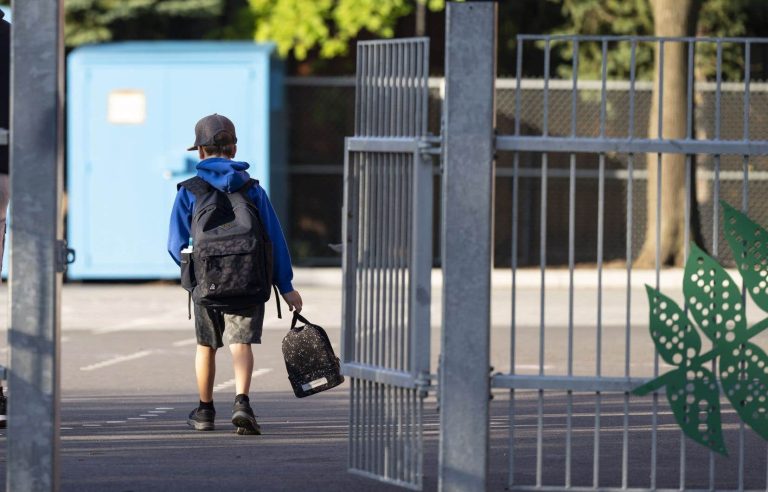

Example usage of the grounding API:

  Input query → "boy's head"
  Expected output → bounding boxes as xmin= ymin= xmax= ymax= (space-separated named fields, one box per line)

xmin=187 ymin=113 xmax=238 ymax=159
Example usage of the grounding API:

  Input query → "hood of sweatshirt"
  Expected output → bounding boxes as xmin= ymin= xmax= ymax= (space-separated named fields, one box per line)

xmin=196 ymin=157 xmax=252 ymax=192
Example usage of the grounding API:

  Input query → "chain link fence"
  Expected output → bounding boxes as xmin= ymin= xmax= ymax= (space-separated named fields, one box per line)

xmin=286 ymin=77 xmax=768 ymax=267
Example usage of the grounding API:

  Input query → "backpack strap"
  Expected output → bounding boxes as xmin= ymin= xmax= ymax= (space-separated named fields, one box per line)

xmin=238 ymin=178 xmax=257 ymax=195
xmin=274 ymin=285 xmax=282 ymax=319
xmin=177 ymin=176 xmax=211 ymax=199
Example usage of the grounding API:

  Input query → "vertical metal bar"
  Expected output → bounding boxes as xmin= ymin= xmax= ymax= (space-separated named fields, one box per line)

xmin=593 ymin=39 xmax=608 ymax=489
xmin=397 ymin=388 xmax=408 ymax=480
xmin=370 ymin=43 xmax=378 ymax=136
xmin=365 ymin=45 xmax=374 ymax=136
xmin=355 ymin=45 xmax=363 ymax=135
xmin=680 ymin=39 xmax=695 ymax=491
xmin=350 ymin=378 xmax=355 ymax=469
xmin=508 ymin=35 xmax=523 ymax=490
xmin=709 ymin=46 xmax=722 ymax=490
xmin=401 ymin=153 xmax=407 ymax=374
xmin=403 ymin=44 xmax=411 ymax=138
xmin=565 ymin=37 xmax=578 ymax=490
xmin=415 ymin=43 xmax=423 ymax=137
xmin=375 ymin=154 xmax=383 ymax=370
xmin=542 ymin=38 xmax=550 ymax=137
xmin=744 ymin=41 xmax=751 ymax=145
xmin=622 ymin=39 xmax=637 ymax=491
xmin=733 ymin=40 xmax=750 ymax=492
xmin=535 ymin=37 xmax=551 ymax=491
xmin=440 ymin=3 xmax=496 ymax=490
xmin=385 ymin=153 xmax=392 ymax=372
xmin=403 ymin=154 xmax=411 ymax=372
xmin=416 ymin=391 xmax=423 ymax=489
xmin=8 ymin=1 xmax=65 ymax=490
xmin=342 ymin=143 xmax=358 ymax=365
xmin=420 ymin=40 xmax=428 ymax=137
xmin=360 ymin=45 xmax=367 ymax=135
xmin=409 ymin=148 xmax=431 ymax=384
xmin=651 ymin=38 xmax=665 ymax=491
xmin=713 ymin=40 xmax=722 ymax=259
xmin=364 ymin=158 xmax=373 ymax=367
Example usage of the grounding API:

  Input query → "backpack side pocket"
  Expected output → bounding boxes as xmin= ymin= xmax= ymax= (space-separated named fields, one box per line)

xmin=180 ymin=251 xmax=196 ymax=292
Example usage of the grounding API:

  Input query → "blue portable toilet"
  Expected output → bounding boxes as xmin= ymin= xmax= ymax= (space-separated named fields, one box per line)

xmin=66 ymin=42 xmax=285 ymax=279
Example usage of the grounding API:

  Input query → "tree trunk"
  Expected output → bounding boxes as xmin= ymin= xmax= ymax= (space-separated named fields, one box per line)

xmin=635 ymin=0 xmax=702 ymax=268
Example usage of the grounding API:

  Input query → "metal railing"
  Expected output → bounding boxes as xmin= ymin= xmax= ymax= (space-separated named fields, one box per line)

xmin=496 ymin=34 xmax=768 ymax=491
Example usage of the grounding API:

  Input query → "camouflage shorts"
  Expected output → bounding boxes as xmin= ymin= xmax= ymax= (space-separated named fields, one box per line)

xmin=193 ymin=303 xmax=265 ymax=348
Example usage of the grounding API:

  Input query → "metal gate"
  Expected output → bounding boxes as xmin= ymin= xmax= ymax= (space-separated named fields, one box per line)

xmin=341 ymin=37 xmax=434 ymax=490
xmin=495 ymin=34 xmax=768 ymax=491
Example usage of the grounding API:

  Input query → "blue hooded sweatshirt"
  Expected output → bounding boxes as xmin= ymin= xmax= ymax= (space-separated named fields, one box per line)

xmin=167 ymin=157 xmax=294 ymax=295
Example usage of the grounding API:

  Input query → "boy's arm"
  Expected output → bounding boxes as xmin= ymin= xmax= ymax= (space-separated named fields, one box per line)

xmin=251 ymin=186 xmax=294 ymax=294
xmin=167 ymin=188 xmax=193 ymax=266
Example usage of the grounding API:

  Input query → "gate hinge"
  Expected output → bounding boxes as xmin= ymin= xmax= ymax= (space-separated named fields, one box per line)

xmin=56 ymin=240 xmax=76 ymax=273
xmin=418 ymin=136 xmax=442 ymax=156
xmin=415 ymin=371 xmax=433 ymax=398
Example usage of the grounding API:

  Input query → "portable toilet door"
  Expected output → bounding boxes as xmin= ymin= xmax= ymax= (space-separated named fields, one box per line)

xmin=67 ymin=42 xmax=281 ymax=279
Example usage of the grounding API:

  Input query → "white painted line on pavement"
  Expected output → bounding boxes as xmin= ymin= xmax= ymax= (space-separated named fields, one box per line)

xmin=172 ymin=338 xmax=198 ymax=347
xmin=83 ymin=424 xmax=101 ymax=427
xmin=60 ymin=427 xmax=73 ymax=430
xmin=80 ymin=350 xmax=154 ymax=371
xmin=213 ymin=368 xmax=273 ymax=393
xmin=127 ymin=417 xmax=146 ymax=420
xmin=155 ymin=407 xmax=174 ymax=410
xmin=147 ymin=410 xmax=165 ymax=414
xmin=106 ymin=421 xmax=126 ymax=424
xmin=92 ymin=317 xmax=165 ymax=334
xmin=140 ymin=414 xmax=159 ymax=417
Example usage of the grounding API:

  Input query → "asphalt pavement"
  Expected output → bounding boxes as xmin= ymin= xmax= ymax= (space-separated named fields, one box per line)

xmin=0 ymin=268 xmax=763 ymax=491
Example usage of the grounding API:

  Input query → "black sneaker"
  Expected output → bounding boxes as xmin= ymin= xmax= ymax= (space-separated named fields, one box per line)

xmin=232 ymin=398 xmax=260 ymax=435
xmin=187 ymin=406 xmax=215 ymax=431
xmin=0 ymin=387 xmax=7 ymax=429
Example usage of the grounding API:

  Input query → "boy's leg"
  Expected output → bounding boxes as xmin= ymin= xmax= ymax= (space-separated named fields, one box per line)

xmin=188 ymin=305 xmax=225 ymax=431
xmin=230 ymin=343 xmax=253 ymax=395
xmin=224 ymin=304 xmax=264 ymax=435
xmin=195 ymin=344 xmax=217 ymax=402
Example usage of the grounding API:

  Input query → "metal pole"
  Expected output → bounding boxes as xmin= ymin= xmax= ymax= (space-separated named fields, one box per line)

xmin=8 ymin=0 xmax=64 ymax=491
xmin=440 ymin=2 xmax=496 ymax=491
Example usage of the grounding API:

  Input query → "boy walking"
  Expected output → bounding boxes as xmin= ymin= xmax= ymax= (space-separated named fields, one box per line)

xmin=168 ymin=114 xmax=302 ymax=435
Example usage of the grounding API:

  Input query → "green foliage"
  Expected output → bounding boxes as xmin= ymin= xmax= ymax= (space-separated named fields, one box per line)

xmin=248 ymin=0 xmax=445 ymax=60
xmin=634 ymin=203 xmax=768 ymax=454
xmin=547 ymin=0 xmax=653 ymax=80
xmin=64 ymin=0 xmax=233 ymax=46
xmin=547 ymin=0 xmax=764 ymax=81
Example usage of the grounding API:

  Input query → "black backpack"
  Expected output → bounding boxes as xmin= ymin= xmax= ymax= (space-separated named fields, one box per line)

xmin=282 ymin=313 xmax=344 ymax=398
xmin=178 ymin=176 xmax=279 ymax=315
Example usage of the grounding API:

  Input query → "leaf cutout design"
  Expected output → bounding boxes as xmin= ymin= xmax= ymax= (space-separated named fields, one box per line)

xmin=720 ymin=342 xmax=768 ymax=441
xmin=645 ymin=285 xmax=701 ymax=366
xmin=722 ymin=201 xmax=768 ymax=312
xmin=683 ymin=243 xmax=746 ymax=344
xmin=665 ymin=366 xmax=728 ymax=455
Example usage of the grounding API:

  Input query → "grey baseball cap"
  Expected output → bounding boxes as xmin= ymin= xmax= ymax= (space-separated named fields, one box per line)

xmin=187 ymin=113 xmax=238 ymax=151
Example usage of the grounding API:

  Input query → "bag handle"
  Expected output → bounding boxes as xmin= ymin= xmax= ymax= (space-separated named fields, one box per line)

xmin=291 ymin=311 xmax=311 ymax=330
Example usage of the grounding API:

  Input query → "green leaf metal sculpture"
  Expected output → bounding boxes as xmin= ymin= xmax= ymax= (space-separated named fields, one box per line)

xmin=633 ymin=201 xmax=768 ymax=456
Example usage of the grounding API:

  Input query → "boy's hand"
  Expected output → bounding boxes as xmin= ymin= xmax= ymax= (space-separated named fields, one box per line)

xmin=282 ymin=290 xmax=303 ymax=313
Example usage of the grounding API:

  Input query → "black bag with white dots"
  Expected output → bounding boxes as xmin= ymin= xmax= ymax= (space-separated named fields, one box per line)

xmin=282 ymin=312 xmax=344 ymax=398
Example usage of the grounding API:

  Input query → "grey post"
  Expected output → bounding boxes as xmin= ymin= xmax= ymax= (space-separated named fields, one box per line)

xmin=8 ymin=1 xmax=65 ymax=491
xmin=440 ymin=2 xmax=496 ymax=491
